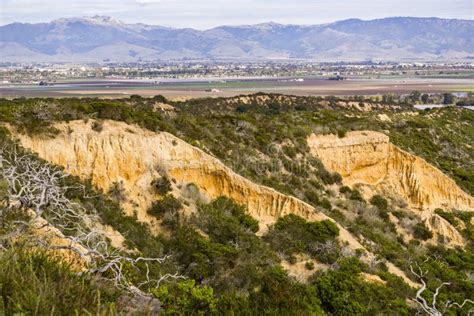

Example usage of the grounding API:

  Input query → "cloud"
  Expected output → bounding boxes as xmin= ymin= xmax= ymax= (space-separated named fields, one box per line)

xmin=135 ymin=0 xmax=169 ymax=3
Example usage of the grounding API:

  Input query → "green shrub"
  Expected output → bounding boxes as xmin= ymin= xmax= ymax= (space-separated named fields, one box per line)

xmin=312 ymin=257 xmax=410 ymax=315
xmin=317 ymin=169 xmax=342 ymax=185
xmin=282 ymin=145 xmax=297 ymax=158
xmin=151 ymin=176 xmax=172 ymax=195
xmin=148 ymin=195 xmax=182 ymax=219
xmin=337 ymin=128 xmax=347 ymax=138
xmin=434 ymin=209 xmax=459 ymax=227
xmin=153 ymin=95 xmax=168 ymax=103
xmin=317 ymin=198 xmax=332 ymax=211
xmin=304 ymin=189 xmax=320 ymax=205
xmin=0 ymin=249 xmax=118 ymax=315
xmin=339 ymin=186 xmax=352 ymax=194
xmin=264 ymin=214 xmax=340 ymax=264
xmin=413 ymin=223 xmax=433 ymax=241
xmin=332 ymin=173 xmax=343 ymax=184
xmin=193 ymin=197 xmax=259 ymax=244
xmin=392 ymin=210 xmax=406 ymax=220
xmin=350 ymin=189 xmax=365 ymax=202
xmin=454 ymin=211 xmax=474 ymax=224
xmin=305 ymin=261 xmax=315 ymax=270
xmin=153 ymin=280 xmax=218 ymax=315
xmin=370 ymin=195 xmax=388 ymax=210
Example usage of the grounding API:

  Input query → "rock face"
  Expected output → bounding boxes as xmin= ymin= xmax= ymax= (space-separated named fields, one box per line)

xmin=422 ymin=213 xmax=465 ymax=246
xmin=15 ymin=120 xmax=363 ymax=247
xmin=307 ymin=131 xmax=473 ymax=247
xmin=14 ymin=121 xmax=428 ymax=284
xmin=31 ymin=215 xmax=89 ymax=270
xmin=307 ymin=131 xmax=474 ymax=211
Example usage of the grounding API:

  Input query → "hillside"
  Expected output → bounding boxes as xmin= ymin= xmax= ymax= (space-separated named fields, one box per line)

xmin=0 ymin=94 xmax=473 ymax=314
xmin=1 ymin=16 xmax=473 ymax=62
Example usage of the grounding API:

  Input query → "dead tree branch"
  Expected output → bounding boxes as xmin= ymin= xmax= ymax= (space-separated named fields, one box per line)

xmin=0 ymin=144 xmax=183 ymax=297
xmin=410 ymin=260 xmax=473 ymax=315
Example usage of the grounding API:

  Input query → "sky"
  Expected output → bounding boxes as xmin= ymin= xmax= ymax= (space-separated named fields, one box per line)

xmin=1 ymin=0 xmax=473 ymax=29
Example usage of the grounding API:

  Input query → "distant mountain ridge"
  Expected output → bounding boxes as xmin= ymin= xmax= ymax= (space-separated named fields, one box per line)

xmin=1 ymin=16 xmax=473 ymax=62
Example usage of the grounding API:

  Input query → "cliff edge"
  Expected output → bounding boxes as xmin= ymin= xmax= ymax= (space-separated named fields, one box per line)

xmin=307 ymin=131 xmax=474 ymax=212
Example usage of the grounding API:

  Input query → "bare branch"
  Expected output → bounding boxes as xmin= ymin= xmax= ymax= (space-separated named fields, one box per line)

xmin=410 ymin=260 xmax=473 ymax=316
xmin=0 ymin=144 xmax=184 ymax=297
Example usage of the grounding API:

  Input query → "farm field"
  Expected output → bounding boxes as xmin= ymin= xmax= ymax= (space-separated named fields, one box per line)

xmin=1 ymin=76 xmax=472 ymax=99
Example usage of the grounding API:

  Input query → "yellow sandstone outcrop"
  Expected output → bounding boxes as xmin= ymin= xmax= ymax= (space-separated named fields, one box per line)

xmin=30 ymin=215 xmax=90 ymax=270
xmin=307 ymin=131 xmax=473 ymax=247
xmin=12 ymin=120 xmax=426 ymax=286
xmin=307 ymin=131 xmax=474 ymax=212
xmin=13 ymin=120 xmax=364 ymax=249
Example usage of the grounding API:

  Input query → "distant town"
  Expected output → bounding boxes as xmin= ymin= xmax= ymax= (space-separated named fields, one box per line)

xmin=1 ymin=61 xmax=473 ymax=84
xmin=1 ymin=61 xmax=472 ymax=102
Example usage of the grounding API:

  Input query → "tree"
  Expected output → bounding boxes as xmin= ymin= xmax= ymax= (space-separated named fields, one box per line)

xmin=442 ymin=93 xmax=455 ymax=105
xmin=382 ymin=94 xmax=395 ymax=104
xmin=409 ymin=91 xmax=421 ymax=103
xmin=421 ymin=94 xmax=430 ymax=104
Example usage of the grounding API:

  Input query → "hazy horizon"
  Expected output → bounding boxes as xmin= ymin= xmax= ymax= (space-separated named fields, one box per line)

xmin=1 ymin=0 xmax=473 ymax=29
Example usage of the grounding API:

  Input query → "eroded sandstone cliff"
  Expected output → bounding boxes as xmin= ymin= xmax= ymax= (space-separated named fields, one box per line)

xmin=307 ymin=131 xmax=473 ymax=247
xmin=307 ymin=131 xmax=474 ymax=212
xmin=10 ymin=120 xmax=429 ymax=285
xmin=13 ymin=120 xmax=366 ymax=249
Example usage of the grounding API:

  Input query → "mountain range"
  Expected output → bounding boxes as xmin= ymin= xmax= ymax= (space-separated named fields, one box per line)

xmin=1 ymin=16 xmax=473 ymax=62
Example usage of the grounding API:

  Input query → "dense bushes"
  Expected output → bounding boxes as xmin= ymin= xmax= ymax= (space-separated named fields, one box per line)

xmin=165 ymin=197 xmax=276 ymax=288
xmin=413 ymin=223 xmax=433 ymax=241
xmin=194 ymin=197 xmax=259 ymax=239
xmin=148 ymin=194 xmax=182 ymax=219
xmin=162 ymin=198 xmax=330 ymax=314
xmin=264 ymin=214 xmax=340 ymax=264
xmin=312 ymin=257 xmax=410 ymax=315
xmin=409 ymin=247 xmax=474 ymax=315
xmin=0 ymin=249 xmax=119 ymax=315
xmin=153 ymin=280 xmax=218 ymax=315
xmin=1 ymin=95 xmax=473 ymax=314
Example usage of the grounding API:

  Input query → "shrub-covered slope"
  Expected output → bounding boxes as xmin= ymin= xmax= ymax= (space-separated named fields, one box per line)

xmin=0 ymin=94 xmax=473 ymax=315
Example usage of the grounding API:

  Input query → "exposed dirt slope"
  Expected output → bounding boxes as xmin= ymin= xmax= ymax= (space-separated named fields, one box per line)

xmin=13 ymin=120 xmax=365 ymax=250
xmin=307 ymin=131 xmax=473 ymax=246
xmin=10 ymin=121 xmax=425 ymax=286
xmin=307 ymin=131 xmax=474 ymax=212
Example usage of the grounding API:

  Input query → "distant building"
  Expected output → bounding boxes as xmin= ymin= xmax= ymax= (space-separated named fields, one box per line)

xmin=328 ymin=75 xmax=344 ymax=81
